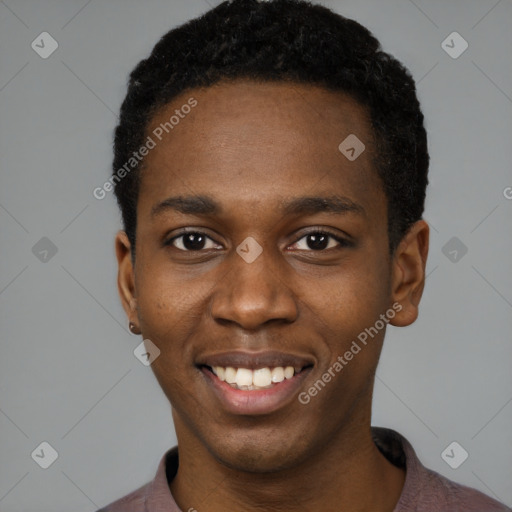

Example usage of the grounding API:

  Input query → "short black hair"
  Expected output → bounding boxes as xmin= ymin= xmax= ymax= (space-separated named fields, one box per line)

xmin=113 ymin=0 xmax=429 ymax=254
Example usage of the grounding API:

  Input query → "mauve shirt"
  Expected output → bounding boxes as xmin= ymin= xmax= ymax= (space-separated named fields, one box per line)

xmin=97 ymin=427 xmax=511 ymax=512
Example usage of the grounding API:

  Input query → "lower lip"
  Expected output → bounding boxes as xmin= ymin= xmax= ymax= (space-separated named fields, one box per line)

xmin=201 ymin=367 xmax=312 ymax=415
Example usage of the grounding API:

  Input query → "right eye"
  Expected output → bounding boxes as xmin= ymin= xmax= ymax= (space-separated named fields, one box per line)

xmin=164 ymin=231 xmax=222 ymax=252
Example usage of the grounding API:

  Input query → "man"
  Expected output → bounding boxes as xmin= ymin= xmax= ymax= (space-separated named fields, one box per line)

xmin=99 ymin=0 xmax=511 ymax=510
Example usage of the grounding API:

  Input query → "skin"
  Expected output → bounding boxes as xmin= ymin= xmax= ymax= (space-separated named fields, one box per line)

xmin=116 ymin=80 xmax=429 ymax=512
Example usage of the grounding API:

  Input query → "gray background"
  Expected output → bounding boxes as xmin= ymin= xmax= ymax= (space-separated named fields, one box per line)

xmin=0 ymin=0 xmax=511 ymax=510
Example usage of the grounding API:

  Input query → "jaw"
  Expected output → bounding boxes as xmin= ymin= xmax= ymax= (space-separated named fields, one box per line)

xmin=169 ymin=364 xmax=377 ymax=475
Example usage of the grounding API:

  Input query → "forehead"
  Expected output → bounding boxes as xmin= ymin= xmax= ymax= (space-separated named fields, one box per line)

xmin=138 ymin=80 xmax=383 ymax=217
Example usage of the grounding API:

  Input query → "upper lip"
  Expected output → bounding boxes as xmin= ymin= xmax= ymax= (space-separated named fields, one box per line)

xmin=197 ymin=350 xmax=315 ymax=370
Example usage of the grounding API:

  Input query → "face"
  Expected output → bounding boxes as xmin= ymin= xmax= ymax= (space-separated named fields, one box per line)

xmin=116 ymin=80 xmax=428 ymax=473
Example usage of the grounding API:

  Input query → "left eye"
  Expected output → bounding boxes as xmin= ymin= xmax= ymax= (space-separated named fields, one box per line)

xmin=291 ymin=231 xmax=347 ymax=251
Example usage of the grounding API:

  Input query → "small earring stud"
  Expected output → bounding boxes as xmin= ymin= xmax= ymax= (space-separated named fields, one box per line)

xmin=129 ymin=322 xmax=138 ymax=334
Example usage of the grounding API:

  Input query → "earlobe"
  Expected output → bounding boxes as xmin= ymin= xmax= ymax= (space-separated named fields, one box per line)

xmin=389 ymin=220 xmax=429 ymax=327
xmin=115 ymin=231 xmax=139 ymax=328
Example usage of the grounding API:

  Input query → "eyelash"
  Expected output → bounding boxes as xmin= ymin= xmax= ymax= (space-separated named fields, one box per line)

xmin=164 ymin=229 xmax=352 ymax=252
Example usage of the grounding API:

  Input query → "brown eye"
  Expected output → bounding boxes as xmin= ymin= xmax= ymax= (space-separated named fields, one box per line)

xmin=290 ymin=231 xmax=351 ymax=251
xmin=166 ymin=232 xmax=220 ymax=251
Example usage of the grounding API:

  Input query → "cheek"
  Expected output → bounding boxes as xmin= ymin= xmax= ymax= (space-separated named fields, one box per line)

xmin=135 ymin=254 xmax=206 ymax=337
xmin=134 ymin=271 xmax=190 ymax=372
xmin=318 ymin=257 xmax=390 ymax=329
xmin=136 ymin=280 xmax=201 ymax=408
xmin=134 ymin=259 xmax=222 ymax=382
xmin=310 ymin=251 xmax=391 ymax=386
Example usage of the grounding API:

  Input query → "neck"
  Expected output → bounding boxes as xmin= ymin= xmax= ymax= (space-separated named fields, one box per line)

xmin=170 ymin=417 xmax=405 ymax=512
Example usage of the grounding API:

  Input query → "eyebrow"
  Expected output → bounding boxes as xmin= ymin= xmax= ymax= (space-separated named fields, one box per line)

xmin=151 ymin=194 xmax=365 ymax=218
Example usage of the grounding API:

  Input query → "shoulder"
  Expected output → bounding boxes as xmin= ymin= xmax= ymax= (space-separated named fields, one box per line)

xmin=95 ymin=482 xmax=150 ymax=512
xmin=418 ymin=466 xmax=510 ymax=511
xmin=95 ymin=447 xmax=179 ymax=512
xmin=413 ymin=465 xmax=511 ymax=511
xmin=372 ymin=427 xmax=511 ymax=512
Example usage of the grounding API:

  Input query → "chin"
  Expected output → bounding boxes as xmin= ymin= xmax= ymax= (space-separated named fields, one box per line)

xmin=216 ymin=448 xmax=302 ymax=474
xmin=207 ymin=430 xmax=311 ymax=474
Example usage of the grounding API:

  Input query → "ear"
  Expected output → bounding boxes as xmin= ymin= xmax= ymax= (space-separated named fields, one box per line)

xmin=115 ymin=230 xmax=138 ymax=327
xmin=389 ymin=220 xmax=429 ymax=327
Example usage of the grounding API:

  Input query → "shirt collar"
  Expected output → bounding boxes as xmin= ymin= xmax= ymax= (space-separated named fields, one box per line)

xmin=144 ymin=427 xmax=422 ymax=511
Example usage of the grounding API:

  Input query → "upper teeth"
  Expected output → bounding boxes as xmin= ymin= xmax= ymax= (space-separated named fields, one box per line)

xmin=211 ymin=366 xmax=298 ymax=389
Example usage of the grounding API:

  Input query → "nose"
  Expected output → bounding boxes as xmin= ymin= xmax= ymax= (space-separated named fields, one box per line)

xmin=210 ymin=245 xmax=299 ymax=331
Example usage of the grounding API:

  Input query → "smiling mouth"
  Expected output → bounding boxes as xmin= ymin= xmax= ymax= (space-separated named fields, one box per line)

xmin=202 ymin=365 xmax=309 ymax=391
